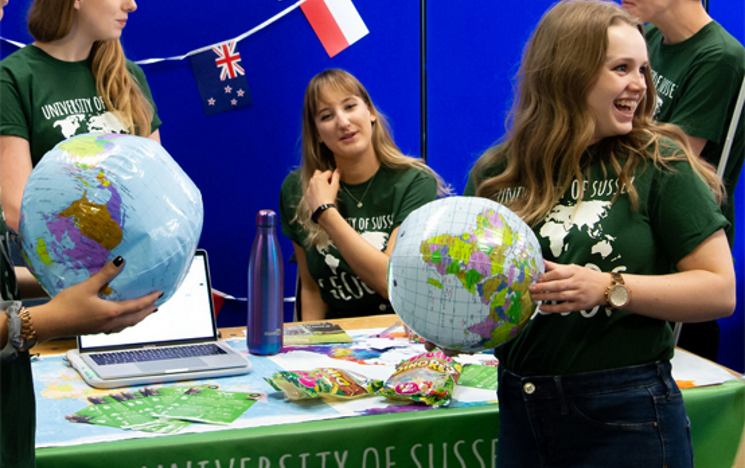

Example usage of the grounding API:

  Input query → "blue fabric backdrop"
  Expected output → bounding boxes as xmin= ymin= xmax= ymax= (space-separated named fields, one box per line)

xmin=1 ymin=0 xmax=742 ymax=371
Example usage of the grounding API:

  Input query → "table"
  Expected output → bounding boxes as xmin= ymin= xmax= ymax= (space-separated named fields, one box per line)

xmin=34 ymin=316 xmax=745 ymax=468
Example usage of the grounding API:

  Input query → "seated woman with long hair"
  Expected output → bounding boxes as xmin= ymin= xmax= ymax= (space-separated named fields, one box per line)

xmin=280 ymin=69 xmax=449 ymax=320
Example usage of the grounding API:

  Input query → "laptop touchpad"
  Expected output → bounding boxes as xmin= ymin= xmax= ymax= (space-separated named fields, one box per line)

xmin=137 ymin=358 xmax=209 ymax=373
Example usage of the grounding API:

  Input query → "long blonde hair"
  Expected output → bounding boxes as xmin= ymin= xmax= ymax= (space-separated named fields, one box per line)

xmin=28 ymin=0 xmax=154 ymax=136
xmin=474 ymin=0 xmax=723 ymax=226
xmin=296 ymin=69 xmax=449 ymax=246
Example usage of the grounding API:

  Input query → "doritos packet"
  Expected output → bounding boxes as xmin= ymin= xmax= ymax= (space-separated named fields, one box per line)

xmin=265 ymin=368 xmax=384 ymax=401
xmin=377 ymin=350 xmax=462 ymax=407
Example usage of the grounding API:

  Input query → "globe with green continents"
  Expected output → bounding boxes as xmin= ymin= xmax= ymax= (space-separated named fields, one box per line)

xmin=19 ymin=133 xmax=203 ymax=305
xmin=388 ymin=196 xmax=544 ymax=352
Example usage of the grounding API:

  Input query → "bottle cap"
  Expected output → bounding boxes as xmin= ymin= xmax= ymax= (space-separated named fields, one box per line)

xmin=256 ymin=209 xmax=277 ymax=227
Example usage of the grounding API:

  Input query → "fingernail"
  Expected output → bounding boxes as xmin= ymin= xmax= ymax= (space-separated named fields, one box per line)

xmin=113 ymin=256 xmax=124 ymax=267
xmin=158 ymin=292 xmax=164 ymax=299
xmin=152 ymin=308 xmax=159 ymax=314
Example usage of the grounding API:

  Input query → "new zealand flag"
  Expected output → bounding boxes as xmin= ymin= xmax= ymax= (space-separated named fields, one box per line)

xmin=190 ymin=40 xmax=252 ymax=116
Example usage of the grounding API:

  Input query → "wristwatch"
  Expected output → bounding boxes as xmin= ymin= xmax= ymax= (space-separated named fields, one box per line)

xmin=605 ymin=272 xmax=630 ymax=309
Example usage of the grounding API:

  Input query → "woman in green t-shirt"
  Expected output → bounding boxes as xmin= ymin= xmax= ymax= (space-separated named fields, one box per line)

xmin=280 ymin=69 xmax=449 ymax=320
xmin=462 ymin=1 xmax=735 ymax=467
xmin=0 ymin=0 xmax=162 ymax=233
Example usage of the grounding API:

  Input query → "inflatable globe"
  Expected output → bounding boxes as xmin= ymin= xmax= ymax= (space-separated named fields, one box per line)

xmin=387 ymin=196 xmax=544 ymax=352
xmin=19 ymin=133 xmax=203 ymax=305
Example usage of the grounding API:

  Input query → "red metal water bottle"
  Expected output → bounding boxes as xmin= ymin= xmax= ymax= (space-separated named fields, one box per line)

xmin=247 ymin=209 xmax=284 ymax=355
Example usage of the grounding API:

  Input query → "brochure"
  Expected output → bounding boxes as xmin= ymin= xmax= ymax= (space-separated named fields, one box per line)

xmin=155 ymin=387 xmax=262 ymax=425
xmin=284 ymin=322 xmax=353 ymax=345
xmin=65 ymin=385 xmax=255 ymax=433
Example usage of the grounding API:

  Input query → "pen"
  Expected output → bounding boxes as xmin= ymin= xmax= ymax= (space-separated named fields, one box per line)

xmin=375 ymin=321 xmax=402 ymax=338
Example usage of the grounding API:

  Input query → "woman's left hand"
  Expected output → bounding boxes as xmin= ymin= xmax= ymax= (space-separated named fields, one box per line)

xmin=306 ymin=168 xmax=340 ymax=212
xmin=528 ymin=260 xmax=608 ymax=313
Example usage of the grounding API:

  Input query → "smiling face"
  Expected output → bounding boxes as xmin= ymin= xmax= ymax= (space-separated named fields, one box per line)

xmin=587 ymin=23 xmax=649 ymax=144
xmin=74 ymin=0 xmax=136 ymax=42
xmin=314 ymin=88 xmax=377 ymax=163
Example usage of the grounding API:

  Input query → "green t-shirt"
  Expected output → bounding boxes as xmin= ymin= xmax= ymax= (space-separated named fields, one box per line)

xmin=0 ymin=44 xmax=162 ymax=165
xmin=280 ymin=165 xmax=438 ymax=318
xmin=646 ymin=21 xmax=745 ymax=247
xmin=464 ymin=142 xmax=727 ymax=375
xmin=0 ymin=206 xmax=35 ymax=468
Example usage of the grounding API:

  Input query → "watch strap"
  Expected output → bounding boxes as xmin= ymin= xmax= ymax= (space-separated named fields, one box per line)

xmin=312 ymin=203 xmax=336 ymax=224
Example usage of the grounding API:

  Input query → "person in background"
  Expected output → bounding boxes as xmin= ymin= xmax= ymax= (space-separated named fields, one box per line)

xmin=0 ymin=0 xmax=162 ymax=234
xmin=279 ymin=69 xmax=449 ymax=321
xmin=621 ymin=0 xmax=745 ymax=362
xmin=463 ymin=1 xmax=735 ymax=466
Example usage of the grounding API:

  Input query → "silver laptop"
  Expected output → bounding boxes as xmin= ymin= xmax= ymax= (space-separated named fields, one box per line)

xmin=66 ymin=250 xmax=251 ymax=389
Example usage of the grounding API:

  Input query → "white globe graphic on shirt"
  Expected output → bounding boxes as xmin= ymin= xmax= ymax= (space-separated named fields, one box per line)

xmin=387 ymin=196 xmax=544 ymax=352
xmin=19 ymin=133 xmax=203 ymax=305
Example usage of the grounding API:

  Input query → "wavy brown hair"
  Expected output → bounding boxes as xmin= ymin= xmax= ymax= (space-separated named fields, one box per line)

xmin=28 ymin=0 xmax=153 ymax=136
xmin=473 ymin=0 xmax=723 ymax=226
xmin=296 ymin=69 xmax=450 ymax=246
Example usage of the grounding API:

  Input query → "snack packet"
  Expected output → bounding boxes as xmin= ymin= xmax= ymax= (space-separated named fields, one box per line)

xmin=265 ymin=368 xmax=383 ymax=401
xmin=377 ymin=350 xmax=462 ymax=407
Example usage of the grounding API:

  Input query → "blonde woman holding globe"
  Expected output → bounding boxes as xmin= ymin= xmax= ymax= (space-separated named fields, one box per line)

xmin=463 ymin=1 xmax=734 ymax=466
xmin=0 ymin=3 xmax=161 ymax=465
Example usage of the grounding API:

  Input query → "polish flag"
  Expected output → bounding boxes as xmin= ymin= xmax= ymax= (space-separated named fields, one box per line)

xmin=301 ymin=0 xmax=369 ymax=58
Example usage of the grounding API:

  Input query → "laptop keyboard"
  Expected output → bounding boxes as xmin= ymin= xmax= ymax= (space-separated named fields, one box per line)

xmin=90 ymin=343 xmax=227 ymax=366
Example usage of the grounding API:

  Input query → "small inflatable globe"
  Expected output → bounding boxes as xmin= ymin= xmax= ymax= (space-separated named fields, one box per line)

xmin=19 ymin=133 xmax=203 ymax=305
xmin=388 ymin=196 xmax=544 ymax=352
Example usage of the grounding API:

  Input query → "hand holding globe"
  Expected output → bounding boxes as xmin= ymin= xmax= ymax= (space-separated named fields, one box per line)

xmin=28 ymin=257 xmax=162 ymax=342
xmin=387 ymin=196 xmax=544 ymax=353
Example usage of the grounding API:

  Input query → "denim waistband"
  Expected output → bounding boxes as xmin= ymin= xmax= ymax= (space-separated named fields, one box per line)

xmin=499 ymin=361 xmax=674 ymax=400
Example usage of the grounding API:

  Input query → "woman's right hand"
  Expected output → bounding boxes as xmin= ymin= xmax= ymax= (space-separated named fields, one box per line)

xmin=306 ymin=168 xmax=341 ymax=212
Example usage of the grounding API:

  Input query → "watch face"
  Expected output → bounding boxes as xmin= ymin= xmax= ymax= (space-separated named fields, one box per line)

xmin=609 ymin=284 xmax=629 ymax=307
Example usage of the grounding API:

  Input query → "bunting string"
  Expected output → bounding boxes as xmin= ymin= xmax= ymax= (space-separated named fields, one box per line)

xmin=0 ymin=0 xmax=308 ymax=66
xmin=0 ymin=0 xmax=368 ymax=116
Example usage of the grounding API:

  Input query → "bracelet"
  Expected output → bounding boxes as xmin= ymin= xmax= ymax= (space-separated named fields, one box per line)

xmin=311 ymin=203 xmax=336 ymax=224
xmin=19 ymin=307 xmax=38 ymax=351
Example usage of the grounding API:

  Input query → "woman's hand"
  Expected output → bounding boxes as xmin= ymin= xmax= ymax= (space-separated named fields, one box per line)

xmin=32 ymin=257 xmax=161 ymax=343
xmin=422 ymin=340 xmax=464 ymax=357
xmin=306 ymin=169 xmax=340 ymax=212
xmin=528 ymin=260 xmax=608 ymax=314
xmin=527 ymin=230 xmax=735 ymax=322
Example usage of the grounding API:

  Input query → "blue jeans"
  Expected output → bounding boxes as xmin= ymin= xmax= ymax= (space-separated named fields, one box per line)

xmin=497 ymin=361 xmax=694 ymax=468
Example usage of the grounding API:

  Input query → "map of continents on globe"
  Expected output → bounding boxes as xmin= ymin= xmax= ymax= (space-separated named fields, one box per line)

xmin=419 ymin=207 xmax=542 ymax=349
xmin=21 ymin=132 xmax=203 ymax=304
xmin=22 ymin=134 xmax=126 ymax=295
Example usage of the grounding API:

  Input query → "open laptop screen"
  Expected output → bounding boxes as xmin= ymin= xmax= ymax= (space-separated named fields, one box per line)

xmin=78 ymin=251 xmax=217 ymax=351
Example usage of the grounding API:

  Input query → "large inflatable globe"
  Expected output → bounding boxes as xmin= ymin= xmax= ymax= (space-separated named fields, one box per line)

xmin=19 ymin=133 xmax=203 ymax=305
xmin=388 ymin=196 xmax=544 ymax=352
